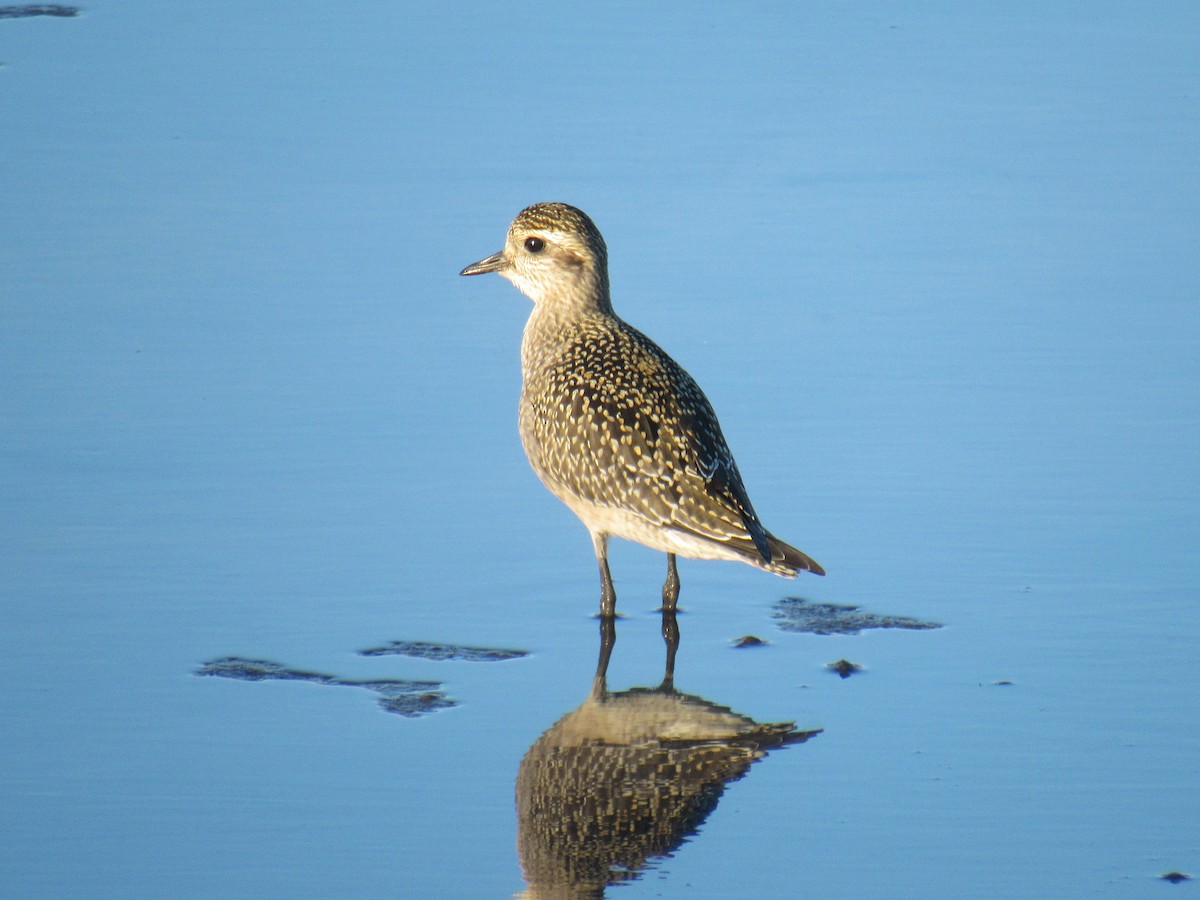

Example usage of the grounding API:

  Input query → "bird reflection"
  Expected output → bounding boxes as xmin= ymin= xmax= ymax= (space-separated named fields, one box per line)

xmin=515 ymin=610 xmax=820 ymax=898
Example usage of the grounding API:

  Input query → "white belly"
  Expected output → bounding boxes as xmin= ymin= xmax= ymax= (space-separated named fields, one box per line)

xmin=551 ymin=488 xmax=749 ymax=564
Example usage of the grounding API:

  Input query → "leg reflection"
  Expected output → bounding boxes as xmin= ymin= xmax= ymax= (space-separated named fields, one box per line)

xmin=592 ymin=612 xmax=617 ymax=698
xmin=592 ymin=602 xmax=680 ymax=694
xmin=661 ymin=606 xmax=679 ymax=691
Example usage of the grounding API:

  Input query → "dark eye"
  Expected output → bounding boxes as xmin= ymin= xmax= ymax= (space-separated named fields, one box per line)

xmin=524 ymin=236 xmax=545 ymax=253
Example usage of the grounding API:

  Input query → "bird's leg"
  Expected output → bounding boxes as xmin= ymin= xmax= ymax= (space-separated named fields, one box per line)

xmin=593 ymin=532 xmax=616 ymax=618
xmin=661 ymin=552 xmax=680 ymax=613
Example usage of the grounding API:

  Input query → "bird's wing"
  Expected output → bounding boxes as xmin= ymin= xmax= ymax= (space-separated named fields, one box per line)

xmin=667 ymin=374 xmax=773 ymax=563
xmin=530 ymin=321 xmax=772 ymax=563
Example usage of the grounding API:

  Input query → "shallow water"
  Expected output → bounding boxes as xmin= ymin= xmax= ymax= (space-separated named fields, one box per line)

xmin=3 ymin=4 xmax=1198 ymax=897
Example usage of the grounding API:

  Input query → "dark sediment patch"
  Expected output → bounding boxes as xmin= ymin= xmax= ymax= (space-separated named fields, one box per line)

xmin=377 ymin=692 xmax=456 ymax=716
xmin=827 ymin=659 xmax=863 ymax=678
xmin=358 ymin=639 xmax=528 ymax=662
xmin=196 ymin=656 xmax=454 ymax=717
xmin=0 ymin=5 xmax=79 ymax=17
xmin=774 ymin=597 xmax=942 ymax=636
xmin=732 ymin=635 xmax=768 ymax=648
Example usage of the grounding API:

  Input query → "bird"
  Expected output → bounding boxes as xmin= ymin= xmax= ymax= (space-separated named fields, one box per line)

xmin=460 ymin=202 xmax=823 ymax=617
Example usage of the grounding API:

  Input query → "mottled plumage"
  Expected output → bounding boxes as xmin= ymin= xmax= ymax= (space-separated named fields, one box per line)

xmin=461 ymin=202 xmax=822 ymax=616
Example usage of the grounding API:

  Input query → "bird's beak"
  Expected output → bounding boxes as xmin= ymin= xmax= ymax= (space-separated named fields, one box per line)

xmin=460 ymin=251 xmax=506 ymax=276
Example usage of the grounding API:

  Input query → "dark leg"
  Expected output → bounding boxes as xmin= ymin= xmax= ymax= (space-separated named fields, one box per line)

xmin=661 ymin=606 xmax=679 ymax=690
xmin=592 ymin=613 xmax=617 ymax=698
xmin=661 ymin=552 xmax=680 ymax=612
xmin=659 ymin=553 xmax=680 ymax=688
xmin=592 ymin=533 xmax=616 ymax=618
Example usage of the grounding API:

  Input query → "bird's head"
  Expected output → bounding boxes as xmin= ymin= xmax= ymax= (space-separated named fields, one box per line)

xmin=461 ymin=202 xmax=611 ymax=312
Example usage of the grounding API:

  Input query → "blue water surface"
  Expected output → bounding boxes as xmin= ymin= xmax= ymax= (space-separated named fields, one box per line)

xmin=2 ymin=3 xmax=1198 ymax=897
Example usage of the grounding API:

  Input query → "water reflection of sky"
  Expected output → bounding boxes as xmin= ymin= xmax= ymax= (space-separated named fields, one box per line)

xmin=3 ymin=4 xmax=1198 ymax=897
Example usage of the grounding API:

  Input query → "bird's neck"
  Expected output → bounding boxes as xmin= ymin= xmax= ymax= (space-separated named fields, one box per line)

xmin=521 ymin=292 xmax=614 ymax=376
xmin=526 ymin=267 xmax=612 ymax=316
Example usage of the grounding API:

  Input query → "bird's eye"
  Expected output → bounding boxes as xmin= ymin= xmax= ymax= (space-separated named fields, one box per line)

xmin=524 ymin=236 xmax=545 ymax=253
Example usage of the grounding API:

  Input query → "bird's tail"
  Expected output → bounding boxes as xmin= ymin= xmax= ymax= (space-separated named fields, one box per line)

xmin=764 ymin=533 xmax=825 ymax=577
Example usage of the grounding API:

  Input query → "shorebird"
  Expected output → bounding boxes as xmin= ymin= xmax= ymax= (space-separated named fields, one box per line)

xmin=461 ymin=202 xmax=823 ymax=617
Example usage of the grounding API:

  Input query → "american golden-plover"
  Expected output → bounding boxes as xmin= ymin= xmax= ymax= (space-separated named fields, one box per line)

xmin=461 ymin=202 xmax=823 ymax=617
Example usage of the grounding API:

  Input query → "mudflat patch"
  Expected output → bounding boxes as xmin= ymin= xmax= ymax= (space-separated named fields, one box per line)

xmin=196 ymin=656 xmax=454 ymax=717
xmin=773 ymin=598 xmax=942 ymax=636
xmin=358 ymin=640 xmax=529 ymax=662
xmin=0 ymin=5 xmax=79 ymax=18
